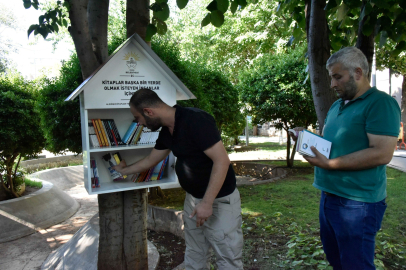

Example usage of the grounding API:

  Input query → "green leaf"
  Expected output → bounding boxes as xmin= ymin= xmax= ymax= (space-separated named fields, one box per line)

xmin=371 ymin=0 xmax=391 ymax=9
xmin=210 ymin=10 xmax=225 ymax=27
xmin=293 ymin=27 xmax=301 ymax=39
xmin=336 ymin=3 xmax=348 ymax=22
xmin=217 ymin=0 xmax=229 ymax=13
xmin=63 ymin=19 xmax=68 ymax=27
xmin=207 ymin=0 xmax=217 ymax=12
xmin=39 ymin=15 xmax=45 ymax=24
xmin=62 ymin=1 xmax=70 ymax=11
xmin=156 ymin=20 xmax=167 ymax=35
xmin=38 ymin=26 xmax=48 ymax=39
xmin=154 ymin=3 xmax=170 ymax=21
xmin=32 ymin=2 xmax=39 ymax=10
xmin=52 ymin=23 xmax=59 ymax=33
xmin=23 ymin=0 xmax=31 ymax=9
xmin=176 ymin=0 xmax=189 ymax=9
xmin=27 ymin=24 xmax=37 ymax=38
xmin=145 ymin=24 xmax=157 ymax=42
xmin=230 ymin=1 xmax=238 ymax=14
xmin=361 ymin=18 xmax=374 ymax=36
xmin=201 ymin=13 xmax=211 ymax=27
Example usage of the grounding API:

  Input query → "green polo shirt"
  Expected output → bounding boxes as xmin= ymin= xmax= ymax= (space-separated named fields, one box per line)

xmin=313 ymin=87 xmax=400 ymax=202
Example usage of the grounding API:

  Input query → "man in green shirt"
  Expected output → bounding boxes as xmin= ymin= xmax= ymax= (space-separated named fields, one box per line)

xmin=292 ymin=47 xmax=400 ymax=269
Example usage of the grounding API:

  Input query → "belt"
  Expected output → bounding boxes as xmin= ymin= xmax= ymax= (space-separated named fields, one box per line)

xmin=324 ymin=191 xmax=338 ymax=197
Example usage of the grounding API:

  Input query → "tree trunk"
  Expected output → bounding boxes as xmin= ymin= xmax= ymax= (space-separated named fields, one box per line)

xmin=123 ymin=189 xmax=148 ymax=269
xmin=98 ymin=192 xmax=124 ymax=270
xmin=402 ymin=74 xmax=406 ymax=125
xmin=126 ymin=0 xmax=150 ymax=41
xmin=355 ymin=1 xmax=375 ymax=81
xmin=88 ymin=0 xmax=110 ymax=64
xmin=68 ymin=0 xmax=100 ymax=79
xmin=307 ymin=0 xmax=335 ymax=133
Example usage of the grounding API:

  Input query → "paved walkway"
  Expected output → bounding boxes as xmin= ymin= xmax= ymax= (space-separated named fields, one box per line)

xmin=1 ymin=139 xmax=405 ymax=270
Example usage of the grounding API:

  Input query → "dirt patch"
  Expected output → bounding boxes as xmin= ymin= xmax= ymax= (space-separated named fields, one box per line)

xmin=148 ymin=230 xmax=185 ymax=270
xmin=0 ymin=186 xmax=41 ymax=202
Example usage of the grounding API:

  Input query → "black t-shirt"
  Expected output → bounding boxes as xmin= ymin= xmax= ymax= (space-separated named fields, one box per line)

xmin=154 ymin=105 xmax=236 ymax=199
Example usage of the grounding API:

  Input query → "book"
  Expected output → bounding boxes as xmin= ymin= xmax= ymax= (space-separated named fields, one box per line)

xmin=91 ymin=119 xmax=103 ymax=147
xmin=122 ymin=121 xmax=137 ymax=143
xmin=95 ymin=119 xmax=108 ymax=146
xmin=157 ymin=155 xmax=169 ymax=180
xmin=150 ymin=159 xmax=165 ymax=181
xmin=108 ymin=119 xmax=124 ymax=145
xmin=101 ymin=153 xmax=124 ymax=181
xmin=98 ymin=119 xmax=111 ymax=146
xmin=90 ymin=158 xmax=100 ymax=188
xmin=88 ymin=121 xmax=100 ymax=148
xmin=294 ymin=129 xmax=332 ymax=159
xmin=112 ymin=152 xmax=127 ymax=179
xmin=102 ymin=119 xmax=115 ymax=146
xmin=131 ymin=125 xmax=144 ymax=145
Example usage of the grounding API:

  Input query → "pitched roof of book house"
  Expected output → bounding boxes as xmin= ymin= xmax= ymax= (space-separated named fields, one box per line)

xmin=65 ymin=33 xmax=195 ymax=108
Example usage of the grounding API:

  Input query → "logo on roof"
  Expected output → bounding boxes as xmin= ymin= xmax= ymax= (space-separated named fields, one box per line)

xmin=123 ymin=52 xmax=140 ymax=71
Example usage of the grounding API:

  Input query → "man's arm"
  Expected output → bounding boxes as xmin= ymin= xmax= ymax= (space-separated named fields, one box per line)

xmin=113 ymin=148 xmax=171 ymax=175
xmin=190 ymin=140 xmax=230 ymax=227
xmin=304 ymin=133 xmax=397 ymax=170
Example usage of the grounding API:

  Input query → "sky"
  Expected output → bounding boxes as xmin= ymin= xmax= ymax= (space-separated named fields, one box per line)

xmin=1 ymin=0 xmax=74 ymax=79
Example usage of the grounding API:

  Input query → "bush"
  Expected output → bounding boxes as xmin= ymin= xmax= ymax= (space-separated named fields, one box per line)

xmin=37 ymin=55 xmax=83 ymax=154
xmin=0 ymin=72 xmax=45 ymax=198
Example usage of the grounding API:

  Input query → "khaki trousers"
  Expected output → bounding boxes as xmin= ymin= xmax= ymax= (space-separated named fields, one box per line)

xmin=183 ymin=188 xmax=244 ymax=270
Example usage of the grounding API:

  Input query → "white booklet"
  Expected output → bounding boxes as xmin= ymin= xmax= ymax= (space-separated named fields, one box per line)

xmin=290 ymin=129 xmax=332 ymax=159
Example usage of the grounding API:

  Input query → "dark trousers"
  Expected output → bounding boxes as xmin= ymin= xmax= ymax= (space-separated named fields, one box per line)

xmin=319 ymin=191 xmax=387 ymax=270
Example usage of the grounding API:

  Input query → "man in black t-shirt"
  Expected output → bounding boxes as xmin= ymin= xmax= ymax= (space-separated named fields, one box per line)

xmin=114 ymin=89 xmax=243 ymax=270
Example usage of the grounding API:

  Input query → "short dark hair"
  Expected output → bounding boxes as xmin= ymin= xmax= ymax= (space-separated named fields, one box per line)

xmin=129 ymin=88 xmax=164 ymax=113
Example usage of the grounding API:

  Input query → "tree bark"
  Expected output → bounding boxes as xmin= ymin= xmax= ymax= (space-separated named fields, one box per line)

xmin=123 ymin=189 xmax=148 ymax=269
xmin=88 ymin=0 xmax=110 ymax=64
xmin=98 ymin=192 xmax=124 ymax=270
xmin=356 ymin=1 xmax=375 ymax=81
xmin=126 ymin=0 xmax=150 ymax=41
xmin=402 ymin=74 xmax=406 ymax=125
xmin=68 ymin=0 xmax=100 ymax=79
xmin=307 ymin=0 xmax=335 ymax=133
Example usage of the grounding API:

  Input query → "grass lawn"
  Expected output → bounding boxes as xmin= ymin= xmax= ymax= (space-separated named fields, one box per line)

xmin=150 ymin=163 xmax=406 ymax=269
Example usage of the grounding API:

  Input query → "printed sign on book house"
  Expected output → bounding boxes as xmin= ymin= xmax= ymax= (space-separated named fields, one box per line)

xmin=66 ymin=33 xmax=195 ymax=109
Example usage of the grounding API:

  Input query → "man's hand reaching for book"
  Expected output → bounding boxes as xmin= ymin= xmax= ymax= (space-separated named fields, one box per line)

xmin=113 ymin=160 xmax=127 ymax=174
xmin=303 ymin=146 xmax=331 ymax=170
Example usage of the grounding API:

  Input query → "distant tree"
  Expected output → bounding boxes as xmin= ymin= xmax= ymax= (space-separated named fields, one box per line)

xmin=0 ymin=73 xmax=45 ymax=198
xmin=376 ymin=42 xmax=406 ymax=125
xmin=239 ymin=48 xmax=317 ymax=167
xmin=0 ymin=3 xmax=20 ymax=73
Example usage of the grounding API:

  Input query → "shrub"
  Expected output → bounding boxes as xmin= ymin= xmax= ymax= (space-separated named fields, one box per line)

xmin=0 ymin=72 xmax=45 ymax=198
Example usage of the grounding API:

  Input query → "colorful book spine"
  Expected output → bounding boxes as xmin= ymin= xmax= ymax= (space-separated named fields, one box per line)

xmin=91 ymin=119 xmax=103 ymax=146
xmin=122 ymin=121 xmax=137 ymax=143
xmin=108 ymin=119 xmax=124 ymax=145
xmin=90 ymin=159 xmax=100 ymax=188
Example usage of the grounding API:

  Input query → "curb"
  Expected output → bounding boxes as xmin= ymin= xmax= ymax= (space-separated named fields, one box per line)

xmin=0 ymin=179 xmax=79 ymax=243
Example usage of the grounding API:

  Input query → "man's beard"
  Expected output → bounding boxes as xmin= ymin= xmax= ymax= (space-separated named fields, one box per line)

xmin=337 ymin=75 xmax=357 ymax=100
xmin=143 ymin=114 xmax=162 ymax=131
